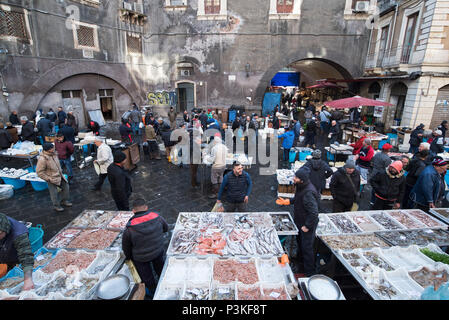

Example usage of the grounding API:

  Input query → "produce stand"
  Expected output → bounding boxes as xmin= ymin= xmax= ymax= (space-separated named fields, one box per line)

xmin=429 ymin=208 xmax=449 ymax=225
xmin=0 ymin=209 xmax=134 ymax=300
xmin=316 ymin=209 xmax=449 ymax=300
xmin=154 ymin=212 xmax=300 ymax=300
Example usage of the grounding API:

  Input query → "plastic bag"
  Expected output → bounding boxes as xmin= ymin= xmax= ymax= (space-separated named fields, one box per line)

xmin=211 ymin=202 xmax=224 ymax=212
xmin=0 ymin=184 xmax=14 ymax=200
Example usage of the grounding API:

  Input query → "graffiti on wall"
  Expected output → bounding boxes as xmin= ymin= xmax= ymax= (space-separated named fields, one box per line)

xmin=147 ymin=91 xmax=177 ymax=106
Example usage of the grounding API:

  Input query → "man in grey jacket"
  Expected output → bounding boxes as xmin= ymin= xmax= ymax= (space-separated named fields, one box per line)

xmin=168 ymin=107 xmax=177 ymax=130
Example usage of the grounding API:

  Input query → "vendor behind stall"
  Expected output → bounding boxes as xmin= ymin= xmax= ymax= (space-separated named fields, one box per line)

xmin=0 ymin=213 xmax=35 ymax=291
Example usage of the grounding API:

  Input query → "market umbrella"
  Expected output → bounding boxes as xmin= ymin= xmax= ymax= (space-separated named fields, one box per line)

xmin=324 ymin=96 xmax=394 ymax=109
xmin=307 ymin=82 xmax=344 ymax=89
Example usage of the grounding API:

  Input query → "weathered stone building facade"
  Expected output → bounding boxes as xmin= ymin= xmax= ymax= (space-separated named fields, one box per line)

xmin=0 ymin=0 xmax=372 ymax=126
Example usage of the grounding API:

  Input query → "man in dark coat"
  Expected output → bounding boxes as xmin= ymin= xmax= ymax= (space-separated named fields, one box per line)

xmin=107 ymin=151 xmax=132 ymax=210
xmin=303 ymin=117 xmax=317 ymax=148
xmin=199 ymin=109 xmax=208 ymax=131
xmin=303 ymin=149 xmax=333 ymax=194
xmin=329 ymin=159 xmax=361 ymax=212
xmin=437 ymin=120 xmax=448 ymax=138
xmin=57 ymin=107 xmax=67 ymax=127
xmin=216 ymin=162 xmax=253 ymax=212
xmin=88 ymin=120 xmax=100 ymax=136
xmin=58 ymin=123 xmax=75 ymax=144
xmin=409 ymin=124 xmax=425 ymax=154
xmin=9 ymin=111 xmax=20 ymax=125
xmin=370 ymin=160 xmax=406 ymax=210
xmin=403 ymin=149 xmax=429 ymax=209
xmin=37 ymin=116 xmax=53 ymax=140
xmin=19 ymin=116 xmax=36 ymax=142
xmin=277 ymin=167 xmax=319 ymax=276
xmin=66 ymin=112 xmax=79 ymax=134
xmin=119 ymin=120 xmax=133 ymax=144
xmin=0 ymin=213 xmax=35 ymax=291
xmin=122 ymin=199 xmax=168 ymax=299
xmin=430 ymin=129 xmax=445 ymax=155
xmin=46 ymin=108 xmax=57 ymax=124
xmin=0 ymin=122 xmax=13 ymax=150
xmin=328 ymin=120 xmax=340 ymax=145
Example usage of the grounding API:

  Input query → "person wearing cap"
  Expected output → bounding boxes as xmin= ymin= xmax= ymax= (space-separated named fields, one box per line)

xmin=329 ymin=159 xmax=361 ymax=212
xmin=430 ymin=129 xmax=445 ymax=155
xmin=409 ymin=124 xmax=425 ymax=154
xmin=403 ymin=149 xmax=430 ymax=209
xmin=371 ymin=143 xmax=393 ymax=177
xmin=350 ymin=131 xmax=367 ymax=155
xmin=0 ymin=213 xmax=35 ymax=291
xmin=303 ymin=149 xmax=333 ymax=195
xmin=55 ymin=133 xmax=74 ymax=183
xmin=107 ymin=151 xmax=133 ymax=210
xmin=92 ymin=137 xmax=114 ymax=191
xmin=208 ymin=135 xmax=228 ymax=199
xmin=5 ymin=122 xmax=19 ymax=144
xmin=370 ymin=160 xmax=406 ymax=210
xmin=19 ymin=116 xmax=35 ymax=142
xmin=88 ymin=120 xmax=100 ymax=136
xmin=216 ymin=162 xmax=252 ymax=212
xmin=276 ymin=167 xmax=319 ymax=276
xmin=278 ymin=126 xmax=295 ymax=162
xmin=36 ymin=142 xmax=72 ymax=212
xmin=409 ymin=157 xmax=448 ymax=211
xmin=122 ymin=199 xmax=168 ymax=299
xmin=0 ymin=122 xmax=13 ymax=150
xmin=354 ymin=138 xmax=374 ymax=181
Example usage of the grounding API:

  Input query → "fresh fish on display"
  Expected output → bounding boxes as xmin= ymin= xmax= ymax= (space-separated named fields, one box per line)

xmin=200 ymin=212 xmax=224 ymax=230
xmin=370 ymin=212 xmax=402 ymax=230
xmin=225 ymin=227 xmax=283 ymax=256
xmin=194 ymin=232 xmax=227 ymax=255
xmin=317 ymin=216 xmax=339 ymax=235
xmin=373 ymin=279 xmax=399 ymax=299
xmin=170 ymin=229 xmax=201 ymax=254
xmin=178 ymin=213 xmax=201 ymax=229
xmin=183 ymin=288 xmax=209 ymax=300
xmin=270 ymin=214 xmax=296 ymax=232
xmin=329 ymin=214 xmax=361 ymax=234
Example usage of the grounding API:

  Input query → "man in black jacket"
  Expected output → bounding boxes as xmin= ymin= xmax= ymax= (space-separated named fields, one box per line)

xmin=328 ymin=120 xmax=340 ymax=145
xmin=403 ymin=150 xmax=429 ymax=209
xmin=19 ymin=116 xmax=36 ymax=142
xmin=409 ymin=124 xmax=425 ymax=154
xmin=277 ymin=167 xmax=319 ymax=276
xmin=430 ymin=129 xmax=445 ymax=155
xmin=303 ymin=149 xmax=333 ymax=194
xmin=107 ymin=151 xmax=132 ymax=210
xmin=216 ymin=162 xmax=252 ymax=212
xmin=199 ymin=109 xmax=208 ymax=131
xmin=9 ymin=111 xmax=20 ymax=125
xmin=58 ymin=123 xmax=75 ymax=144
xmin=122 ymin=199 xmax=168 ymax=298
xmin=37 ymin=116 xmax=53 ymax=141
xmin=370 ymin=160 xmax=406 ymax=210
xmin=0 ymin=123 xmax=13 ymax=150
xmin=57 ymin=107 xmax=67 ymax=127
xmin=330 ymin=159 xmax=361 ymax=212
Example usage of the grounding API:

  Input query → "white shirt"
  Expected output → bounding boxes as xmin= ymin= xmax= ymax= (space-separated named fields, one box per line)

xmin=210 ymin=143 xmax=228 ymax=169
xmin=96 ymin=143 xmax=114 ymax=174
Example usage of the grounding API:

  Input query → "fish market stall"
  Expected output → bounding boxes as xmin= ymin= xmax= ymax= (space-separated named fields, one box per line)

xmin=0 ymin=209 xmax=136 ymax=300
xmin=154 ymin=212 xmax=301 ymax=300
xmin=429 ymin=208 xmax=449 ymax=225
xmin=316 ymin=209 xmax=449 ymax=300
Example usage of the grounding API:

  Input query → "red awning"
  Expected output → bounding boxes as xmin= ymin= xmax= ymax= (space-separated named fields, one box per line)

xmin=324 ymin=96 xmax=394 ymax=109
xmin=306 ymin=82 xmax=344 ymax=89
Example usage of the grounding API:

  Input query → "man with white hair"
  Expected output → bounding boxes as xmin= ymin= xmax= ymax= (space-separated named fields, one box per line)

xmin=91 ymin=137 xmax=114 ymax=191
xmin=19 ymin=116 xmax=35 ymax=142
xmin=208 ymin=134 xmax=228 ymax=199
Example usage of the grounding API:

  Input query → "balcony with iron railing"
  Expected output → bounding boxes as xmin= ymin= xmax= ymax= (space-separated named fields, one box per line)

xmin=365 ymin=44 xmax=421 ymax=70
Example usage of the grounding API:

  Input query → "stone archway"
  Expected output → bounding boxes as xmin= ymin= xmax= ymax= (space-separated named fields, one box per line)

xmin=19 ymin=61 xmax=141 ymax=117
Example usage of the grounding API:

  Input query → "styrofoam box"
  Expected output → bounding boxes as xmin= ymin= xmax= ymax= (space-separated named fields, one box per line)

xmin=187 ymin=257 xmax=213 ymax=283
xmin=384 ymin=268 xmax=424 ymax=300
xmin=210 ymin=281 xmax=237 ymax=300
xmin=182 ymin=281 xmax=211 ymax=300
xmin=260 ymin=282 xmax=291 ymax=300
xmin=154 ymin=282 xmax=185 ymax=300
xmin=164 ymin=257 xmax=189 ymax=283
xmin=236 ymin=282 xmax=263 ymax=300
xmin=256 ymin=257 xmax=285 ymax=283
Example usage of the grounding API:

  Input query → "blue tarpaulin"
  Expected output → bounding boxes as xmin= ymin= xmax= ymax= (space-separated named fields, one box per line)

xmin=262 ymin=93 xmax=281 ymax=117
xmin=270 ymin=72 xmax=300 ymax=87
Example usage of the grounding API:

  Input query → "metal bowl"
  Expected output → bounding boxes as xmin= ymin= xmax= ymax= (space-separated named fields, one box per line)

xmin=96 ymin=274 xmax=130 ymax=300
xmin=307 ymin=274 xmax=341 ymax=300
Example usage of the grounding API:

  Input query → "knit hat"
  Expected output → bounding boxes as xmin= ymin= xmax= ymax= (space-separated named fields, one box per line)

xmin=382 ymin=143 xmax=393 ymax=150
xmin=344 ymin=159 xmax=356 ymax=169
xmin=0 ymin=213 xmax=11 ymax=234
xmin=312 ymin=149 xmax=322 ymax=159
xmin=43 ymin=143 xmax=54 ymax=151
xmin=389 ymin=160 xmax=403 ymax=172
xmin=432 ymin=157 xmax=448 ymax=167
xmin=113 ymin=151 xmax=126 ymax=163
xmin=295 ymin=167 xmax=310 ymax=183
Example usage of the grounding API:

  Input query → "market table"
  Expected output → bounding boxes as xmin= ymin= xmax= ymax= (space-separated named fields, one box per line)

xmin=0 ymin=150 xmax=39 ymax=169
xmin=326 ymin=144 xmax=353 ymax=166
xmin=429 ymin=208 xmax=449 ymax=225
xmin=0 ymin=209 xmax=135 ymax=300
xmin=315 ymin=209 xmax=449 ymax=300
xmin=154 ymin=212 xmax=301 ymax=300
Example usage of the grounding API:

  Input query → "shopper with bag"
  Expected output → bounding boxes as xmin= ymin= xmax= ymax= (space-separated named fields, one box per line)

xmin=329 ymin=159 xmax=360 ymax=212
xmin=91 ymin=137 xmax=114 ymax=191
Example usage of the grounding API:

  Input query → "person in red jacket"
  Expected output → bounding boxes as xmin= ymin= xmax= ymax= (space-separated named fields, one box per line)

xmin=55 ymin=133 xmax=74 ymax=183
xmin=350 ymin=131 xmax=367 ymax=155
xmin=354 ymin=138 xmax=374 ymax=181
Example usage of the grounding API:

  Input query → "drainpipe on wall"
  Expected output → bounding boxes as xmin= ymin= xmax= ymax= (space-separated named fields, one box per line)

xmin=388 ymin=2 xmax=399 ymax=63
